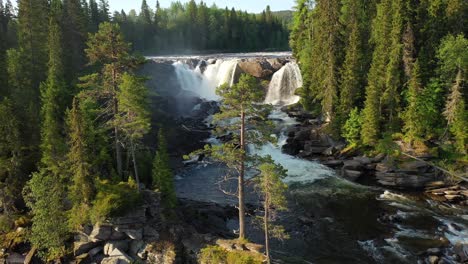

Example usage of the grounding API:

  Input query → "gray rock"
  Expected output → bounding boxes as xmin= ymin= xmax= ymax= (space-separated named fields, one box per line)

xmin=109 ymin=229 xmax=127 ymax=240
xmin=6 ymin=253 xmax=24 ymax=264
xmin=376 ymin=172 xmax=433 ymax=189
xmin=88 ymin=247 xmax=103 ymax=257
xmin=143 ymin=226 xmax=159 ymax=240
xmin=244 ymin=243 xmax=264 ymax=254
xmin=123 ymin=229 xmax=143 ymax=240
xmin=342 ymin=169 xmax=363 ymax=181
xmin=426 ymin=248 xmax=441 ymax=255
xmin=129 ymin=240 xmax=146 ymax=256
xmin=343 ymin=160 xmax=364 ymax=170
xmin=322 ymin=147 xmax=335 ymax=156
xmin=453 ymin=243 xmax=468 ymax=262
xmin=108 ymin=248 xmax=133 ymax=263
xmin=74 ymin=241 xmax=99 ymax=256
xmin=104 ymin=241 xmax=130 ymax=256
xmin=353 ymin=156 xmax=372 ymax=165
xmin=322 ymin=160 xmax=343 ymax=168
xmin=90 ymin=224 xmax=112 ymax=241
xmin=428 ymin=255 xmax=439 ymax=264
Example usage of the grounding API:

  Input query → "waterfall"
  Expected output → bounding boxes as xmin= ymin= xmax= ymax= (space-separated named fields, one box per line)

xmin=173 ymin=59 xmax=239 ymax=101
xmin=264 ymin=62 xmax=303 ymax=106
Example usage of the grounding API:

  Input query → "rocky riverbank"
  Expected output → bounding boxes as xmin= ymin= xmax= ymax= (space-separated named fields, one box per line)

xmin=280 ymin=104 xmax=468 ymax=206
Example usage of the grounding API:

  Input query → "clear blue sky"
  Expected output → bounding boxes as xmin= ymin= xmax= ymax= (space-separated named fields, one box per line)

xmin=109 ymin=0 xmax=295 ymax=13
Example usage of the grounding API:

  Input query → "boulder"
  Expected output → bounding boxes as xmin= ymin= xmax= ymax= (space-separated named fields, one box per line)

xmin=88 ymin=247 xmax=103 ymax=257
xmin=342 ymin=169 xmax=363 ymax=181
xmin=90 ymin=224 xmax=112 ymax=241
xmin=123 ymin=229 xmax=143 ymax=240
xmin=454 ymin=243 xmax=468 ymax=262
xmin=352 ymin=156 xmax=372 ymax=165
xmin=107 ymin=248 xmax=133 ymax=263
xmin=238 ymin=59 xmax=274 ymax=79
xmin=294 ymin=128 xmax=311 ymax=142
xmin=5 ymin=253 xmax=24 ymax=264
xmin=399 ymin=160 xmax=430 ymax=173
xmin=244 ymin=243 xmax=264 ymax=254
xmin=129 ymin=240 xmax=146 ymax=256
xmin=376 ymin=172 xmax=434 ymax=189
xmin=282 ymin=142 xmax=302 ymax=156
xmin=322 ymin=160 xmax=343 ymax=168
xmin=104 ymin=241 xmax=130 ymax=256
xmin=427 ymin=255 xmax=439 ymax=264
xmin=342 ymin=160 xmax=364 ymax=171
xmin=109 ymin=229 xmax=127 ymax=240
xmin=74 ymin=241 xmax=99 ymax=256
xmin=267 ymin=58 xmax=286 ymax=71
xmin=143 ymin=226 xmax=159 ymax=241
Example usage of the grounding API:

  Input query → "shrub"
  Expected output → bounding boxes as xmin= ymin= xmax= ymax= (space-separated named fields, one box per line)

xmin=90 ymin=179 xmax=142 ymax=223
xmin=342 ymin=107 xmax=362 ymax=145
xmin=199 ymin=245 xmax=264 ymax=264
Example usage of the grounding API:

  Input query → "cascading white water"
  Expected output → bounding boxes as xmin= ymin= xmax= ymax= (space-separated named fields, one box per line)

xmin=173 ymin=59 xmax=239 ymax=101
xmin=264 ymin=62 xmax=303 ymax=106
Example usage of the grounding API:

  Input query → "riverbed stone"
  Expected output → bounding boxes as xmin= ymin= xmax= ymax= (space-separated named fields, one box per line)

xmin=90 ymin=224 xmax=112 ymax=241
xmin=342 ymin=169 xmax=363 ymax=181
xmin=104 ymin=241 xmax=130 ymax=256
xmin=5 ymin=253 xmax=24 ymax=264
xmin=454 ymin=243 xmax=468 ymax=262
xmin=74 ymin=241 xmax=99 ymax=256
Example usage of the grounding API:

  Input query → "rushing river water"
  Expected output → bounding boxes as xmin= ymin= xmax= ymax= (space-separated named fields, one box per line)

xmin=149 ymin=52 xmax=468 ymax=264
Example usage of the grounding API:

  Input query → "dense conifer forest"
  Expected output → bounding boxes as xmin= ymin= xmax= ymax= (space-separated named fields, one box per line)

xmin=0 ymin=0 xmax=466 ymax=263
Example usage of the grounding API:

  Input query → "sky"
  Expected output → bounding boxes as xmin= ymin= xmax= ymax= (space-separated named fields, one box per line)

xmin=109 ymin=0 xmax=295 ymax=13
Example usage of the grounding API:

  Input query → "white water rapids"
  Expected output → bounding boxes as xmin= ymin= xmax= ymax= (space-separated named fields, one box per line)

xmin=164 ymin=53 xmax=468 ymax=263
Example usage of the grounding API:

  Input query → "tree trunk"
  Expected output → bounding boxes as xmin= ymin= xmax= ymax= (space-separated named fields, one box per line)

xmin=239 ymin=110 xmax=246 ymax=239
xmin=112 ymin=66 xmax=123 ymax=178
xmin=264 ymin=196 xmax=271 ymax=264
xmin=130 ymin=139 xmax=141 ymax=192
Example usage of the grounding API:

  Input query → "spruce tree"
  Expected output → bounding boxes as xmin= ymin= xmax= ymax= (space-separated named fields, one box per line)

xmin=361 ymin=0 xmax=392 ymax=146
xmin=311 ymin=0 xmax=342 ymax=122
xmin=0 ymin=99 xmax=22 ymax=215
xmin=152 ymin=129 xmax=176 ymax=208
xmin=67 ymin=97 xmax=94 ymax=228
xmin=40 ymin=0 xmax=67 ymax=170
xmin=402 ymin=61 xmax=425 ymax=141
xmin=339 ymin=0 xmax=366 ymax=120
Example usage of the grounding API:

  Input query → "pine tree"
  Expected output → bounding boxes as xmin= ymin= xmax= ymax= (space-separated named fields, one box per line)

xmin=40 ymin=0 xmax=67 ymax=170
xmin=0 ymin=0 xmax=7 ymax=98
xmin=152 ymin=129 xmax=176 ymax=208
xmin=84 ymin=22 xmax=132 ymax=178
xmin=116 ymin=73 xmax=151 ymax=190
xmin=257 ymin=157 xmax=288 ymax=264
xmin=201 ymin=74 xmax=273 ymax=240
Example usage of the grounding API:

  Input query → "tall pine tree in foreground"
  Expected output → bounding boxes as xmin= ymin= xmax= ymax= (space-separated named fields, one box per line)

xmin=199 ymin=74 xmax=273 ymax=240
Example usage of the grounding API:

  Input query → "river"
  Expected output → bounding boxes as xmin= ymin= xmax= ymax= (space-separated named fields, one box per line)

xmin=146 ymin=52 xmax=468 ymax=264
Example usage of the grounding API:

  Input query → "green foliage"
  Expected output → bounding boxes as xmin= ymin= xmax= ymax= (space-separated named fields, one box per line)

xmin=199 ymin=245 xmax=264 ymax=264
xmin=152 ymin=129 xmax=176 ymax=208
xmin=114 ymin=2 xmax=289 ymax=54
xmin=25 ymin=168 xmax=68 ymax=260
xmin=342 ymin=107 xmax=362 ymax=145
xmin=90 ymin=179 xmax=142 ymax=223
xmin=0 ymin=98 xmax=22 ymax=214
